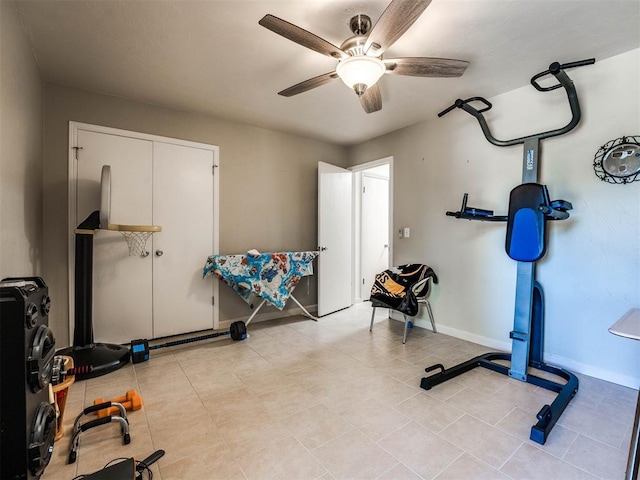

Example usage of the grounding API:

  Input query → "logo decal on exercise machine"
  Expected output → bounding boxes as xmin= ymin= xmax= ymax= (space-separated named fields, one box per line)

xmin=526 ymin=150 xmax=535 ymax=170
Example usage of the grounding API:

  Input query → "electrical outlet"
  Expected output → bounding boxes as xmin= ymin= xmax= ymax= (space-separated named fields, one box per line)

xmin=398 ymin=227 xmax=411 ymax=239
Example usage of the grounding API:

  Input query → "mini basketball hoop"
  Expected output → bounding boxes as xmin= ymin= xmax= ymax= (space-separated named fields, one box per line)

xmin=100 ymin=165 xmax=162 ymax=257
xmin=108 ymin=224 xmax=162 ymax=257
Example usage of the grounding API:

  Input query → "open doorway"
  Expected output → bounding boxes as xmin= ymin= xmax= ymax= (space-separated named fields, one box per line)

xmin=351 ymin=157 xmax=393 ymax=303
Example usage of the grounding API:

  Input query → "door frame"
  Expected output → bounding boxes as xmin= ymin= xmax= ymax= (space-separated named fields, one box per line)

xmin=67 ymin=121 xmax=220 ymax=342
xmin=350 ymin=156 xmax=394 ymax=303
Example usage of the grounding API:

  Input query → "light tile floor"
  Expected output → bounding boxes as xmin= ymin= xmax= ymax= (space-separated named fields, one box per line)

xmin=44 ymin=305 xmax=636 ymax=479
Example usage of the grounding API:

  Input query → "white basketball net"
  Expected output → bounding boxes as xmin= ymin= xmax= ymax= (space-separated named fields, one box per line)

xmin=119 ymin=230 xmax=154 ymax=257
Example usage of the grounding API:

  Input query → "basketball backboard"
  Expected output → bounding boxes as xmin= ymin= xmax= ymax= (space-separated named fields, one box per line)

xmin=98 ymin=164 xmax=161 ymax=255
xmin=99 ymin=165 xmax=111 ymax=229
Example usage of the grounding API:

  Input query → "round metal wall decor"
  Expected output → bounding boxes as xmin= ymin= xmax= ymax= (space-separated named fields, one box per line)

xmin=593 ymin=135 xmax=640 ymax=184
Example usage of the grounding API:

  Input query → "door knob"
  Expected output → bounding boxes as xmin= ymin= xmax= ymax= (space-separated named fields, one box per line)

xmin=318 ymin=246 xmax=327 ymax=251
xmin=155 ymin=250 xmax=164 ymax=257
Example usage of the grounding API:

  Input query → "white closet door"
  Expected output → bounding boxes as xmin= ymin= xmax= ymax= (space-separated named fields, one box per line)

xmin=152 ymin=142 xmax=215 ymax=337
xmin=76 ymin=129 xmax=154 ymax=343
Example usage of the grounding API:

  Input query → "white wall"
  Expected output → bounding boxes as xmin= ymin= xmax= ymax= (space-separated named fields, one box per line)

xmin=348 ymin=49 xmax=640 ymax=387
xmin=0 ymin=1 xmax=43 ymax=278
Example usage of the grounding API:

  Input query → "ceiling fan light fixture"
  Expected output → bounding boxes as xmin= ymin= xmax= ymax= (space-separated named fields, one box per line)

xmin=353 ymin=83 xmax=367 ymax=97
xmin=260 ymin=1 xmax=469 ymax=113
xmin=336 ymin=55 xmax=385 ymax=94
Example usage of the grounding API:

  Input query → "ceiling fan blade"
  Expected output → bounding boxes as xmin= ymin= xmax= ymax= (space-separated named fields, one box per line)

xmin=359 ymin=84 xmax=382 ymax=113
xmin=259 ymin=14 xmax=348 ymax=60
xmin=278 ymin=72 xmax=338 ymax=97
xmin=384 ymin=57 xmax=469 ymax=77
xmin=364 ymin=0 xmax=432 ymax=55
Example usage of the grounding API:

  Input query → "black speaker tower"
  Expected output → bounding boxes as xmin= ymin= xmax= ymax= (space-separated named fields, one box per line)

xmin=1 ymin=277 xmax=57 ymax=479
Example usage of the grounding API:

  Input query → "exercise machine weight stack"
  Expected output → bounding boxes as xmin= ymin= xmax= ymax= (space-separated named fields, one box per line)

xmin=421 ymin=59 xmax=595 ymax=445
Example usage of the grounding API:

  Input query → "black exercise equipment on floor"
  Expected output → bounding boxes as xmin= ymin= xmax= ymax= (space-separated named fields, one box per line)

xmin=68 ymin=401 xmax=131 ymax=464
xmin=78 ymin=449 xmax=164 ymax=479
xmin=129 ymin=321 xmax=247 ymax=364
xmin=421 ymin=59 xmax=595 ymax=445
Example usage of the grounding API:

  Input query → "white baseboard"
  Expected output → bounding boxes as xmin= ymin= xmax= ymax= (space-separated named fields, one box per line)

xmin=543 ymin=352 xmax=639 ymax=390
xmin=433 ymin=323 xmax=512 ymax=352
xmin=391 ymin=313 xmax=639 ymax=389
xmin=219 ymin=303 xmax=318 ymax=331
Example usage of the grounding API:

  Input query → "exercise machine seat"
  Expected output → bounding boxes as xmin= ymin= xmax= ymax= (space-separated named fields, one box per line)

xmin=505 ymin=183 xmax=550 ymax=262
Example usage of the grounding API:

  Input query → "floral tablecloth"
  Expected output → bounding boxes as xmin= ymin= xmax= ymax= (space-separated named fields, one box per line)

xmin=203 ymin=251 xmax=318 ymax=310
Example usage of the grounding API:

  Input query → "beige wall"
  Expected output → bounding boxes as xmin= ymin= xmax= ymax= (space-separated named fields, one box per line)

xmin=0 ymin=1 xmax=43 ymax=278
xmin=43 ymin=84 xmax=348 ymax=346
xmin=348 ymin=50 xmax=640 ymax=387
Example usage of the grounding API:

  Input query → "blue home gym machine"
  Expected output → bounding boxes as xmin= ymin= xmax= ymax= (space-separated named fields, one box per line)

xmin=420 ymin=59 xmax=595 ymax=445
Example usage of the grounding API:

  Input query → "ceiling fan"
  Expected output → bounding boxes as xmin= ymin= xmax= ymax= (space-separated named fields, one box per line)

xmin=259 ymin=0 xmax=469 ymax=114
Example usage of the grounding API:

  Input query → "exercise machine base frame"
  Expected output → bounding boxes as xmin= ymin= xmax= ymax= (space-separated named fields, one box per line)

xmin=420 ymin=352 xmax=578 ymax=445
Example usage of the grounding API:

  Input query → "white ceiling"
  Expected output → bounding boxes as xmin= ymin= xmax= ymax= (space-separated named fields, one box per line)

xmin=14 ymin=0 xmax=640 ymax=146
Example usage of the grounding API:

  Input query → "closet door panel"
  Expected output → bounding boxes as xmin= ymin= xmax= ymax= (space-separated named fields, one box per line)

xmin=152 ymin=142 xmax=215 ymax=337
xmin=76 ymin=130 xmax=154 ymax=343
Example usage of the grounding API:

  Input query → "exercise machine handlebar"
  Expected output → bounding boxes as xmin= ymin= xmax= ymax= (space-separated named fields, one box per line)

xmin=446 ymin=193 xmax=508 ymax=222
xmin=530 ymin=59 xmax=596 ymax=92
xmin=446 ymin=192 xmax=572 ymax=222
xmin=437 ymin=58 xmax=595 ymax=147
xmin=437 ymin=97 xmax=492 ymax=118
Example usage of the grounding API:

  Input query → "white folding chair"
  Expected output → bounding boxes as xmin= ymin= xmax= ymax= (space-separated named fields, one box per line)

xmin=370 ymin=274 xmax=437 ymax=344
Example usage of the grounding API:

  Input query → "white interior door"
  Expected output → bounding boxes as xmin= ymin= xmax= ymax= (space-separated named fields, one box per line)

xmin=361 ymin=173 xmax=389 ymax=299
xmin=152 ymin=142 xmax=215 ymax=337
xmin=317 ymin=161 xmax=353 ymax=316
xmin=76 ymin=129 xmax=154 ymax=343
